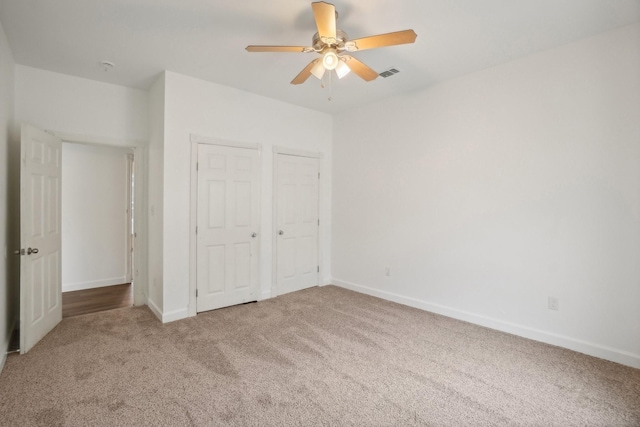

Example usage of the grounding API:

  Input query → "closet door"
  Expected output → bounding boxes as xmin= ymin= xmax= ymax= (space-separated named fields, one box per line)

xmin=196 ymin=143 xmax=260 ymax=312
xmin=275 ymin=153 xmax=320 ymax=296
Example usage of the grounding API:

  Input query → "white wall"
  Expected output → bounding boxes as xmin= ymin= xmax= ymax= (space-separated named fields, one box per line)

xmin=0 ymin=20 xmax=15 ymax=370
xmin=61 ymin=142 xmax=131 ymax=292
xmin=147 ymin=73 xmax=165 ymax=317
xmin=157 ymin=71 xmax=332 ymax=322
xmin=15 ymin=66 xmax=150 ymax=304
xmin=332 ymin=24 xmax=640 ymax=368
xmin=15 ymin=66 xmax=148 ymax=143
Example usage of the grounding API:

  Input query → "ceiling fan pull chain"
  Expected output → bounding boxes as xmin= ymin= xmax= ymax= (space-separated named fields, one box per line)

xmin=328 ymin=70 xmax=333 ymax=101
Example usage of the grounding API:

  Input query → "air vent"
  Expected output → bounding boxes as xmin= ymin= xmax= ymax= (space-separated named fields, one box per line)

xmin=379 ymin=68 xmax=400 ymax=78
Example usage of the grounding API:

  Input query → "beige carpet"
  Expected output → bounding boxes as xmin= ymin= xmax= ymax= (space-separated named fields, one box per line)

xmin=1 ymin=286 xmax=638 ymax=426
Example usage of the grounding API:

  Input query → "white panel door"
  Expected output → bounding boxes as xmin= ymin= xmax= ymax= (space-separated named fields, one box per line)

xmin=275 ymin=154 xmax=319 ymax=296
xmin=20 ymin=124 xmax=62 ymax=353
xmin=196 ymin=144 xmax=260 ymax=312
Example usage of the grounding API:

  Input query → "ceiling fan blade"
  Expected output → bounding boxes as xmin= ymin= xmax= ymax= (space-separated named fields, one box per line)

xmin=246 ymin=45 xmax=309 ymax=53
xmin=291 ymin=59 xmax=320 ymax=85
xmin=350 ymin=29 xmax=417 ymax=51
xmin=312 ymin=1 xmax=336 ymax=40
xmin=343 ymin=56 xmax=378 ymax=81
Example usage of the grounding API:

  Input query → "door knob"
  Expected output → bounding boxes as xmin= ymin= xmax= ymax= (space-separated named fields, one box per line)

xmin=27 ymin=247 xmax=39 ymax=255
xmin=251 ymin=232 xmax=257 ymax=238
xmin=278 ymin=230 xmax=284 ymax=235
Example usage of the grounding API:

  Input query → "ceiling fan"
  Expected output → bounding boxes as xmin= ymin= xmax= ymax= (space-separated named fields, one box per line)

xmin=246 ymin=1 xmax=417 ymax=85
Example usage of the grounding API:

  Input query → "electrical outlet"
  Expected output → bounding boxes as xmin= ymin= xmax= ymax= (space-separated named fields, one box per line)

xmin=384 ymin=267 xmax=391 ymax=277
xmin=548 ymin=296 xmax=559 ymax=311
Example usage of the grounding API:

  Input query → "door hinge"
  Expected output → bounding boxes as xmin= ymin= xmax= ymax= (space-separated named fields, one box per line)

xmin=317 ymin=266 xmax=320 ymax=272
xmin=318 ymin=219 xmax=320 ymax=226
xmin=195 ymin=226 xmax=198 ymax=234
xmin=196 ymin=289 xmax=198 ymax=297
xmin=318 ymin=172 xmax=320 ymax=179
xmin=196 ymin=162 xmax=199 ymax=171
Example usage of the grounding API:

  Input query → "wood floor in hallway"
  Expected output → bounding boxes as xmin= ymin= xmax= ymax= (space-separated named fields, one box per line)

xmin=62 ymin=283 xmax=133 ymax=318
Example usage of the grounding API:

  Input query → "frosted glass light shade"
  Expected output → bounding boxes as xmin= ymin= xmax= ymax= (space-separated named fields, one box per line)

xmin=322 ymin=50 xmax=338 ymax=70
xmin=310 ymin=60 xmax=326 ymax=79
xmin=335 ymin=60 xmax=351 ymax=79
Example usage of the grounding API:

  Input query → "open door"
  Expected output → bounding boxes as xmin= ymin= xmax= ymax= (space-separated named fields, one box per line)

xmin=20 ymin=124 xmax=62 ymax=353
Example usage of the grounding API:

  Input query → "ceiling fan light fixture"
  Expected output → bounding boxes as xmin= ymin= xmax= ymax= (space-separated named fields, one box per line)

xmin=322 ymin=49 xmax=339 ymax=70
xmin=245 ymin=2 xmax=417 ymax=88
xmin=335 ymin=59 xmax=351 ymax=79
xmin=310 ymin=60 xmax=326 ymax=80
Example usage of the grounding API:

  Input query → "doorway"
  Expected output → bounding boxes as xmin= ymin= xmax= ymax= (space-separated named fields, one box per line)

xmin=19 ymin=125 xmax=147 ymax=353
xmin=60 ymin=142 xmax=135 ymax=317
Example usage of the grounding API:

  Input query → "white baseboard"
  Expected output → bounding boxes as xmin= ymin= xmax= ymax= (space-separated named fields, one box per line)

xmin=333 ymin=279 xmax=640 ymax=369
xmin=62 ymin=276 xmax=127 ymax=292
xmin=0 ymin=319 xmax=17 ymax=374
xmin=162 ymin=307 xmax=189 ymax=323
xmin=148 ymin=300 xmax=189 ymax=324
xmin=147 ymin=298 xmax=162 ymax=322
xmin=133 ymin=290 xmax=146 ymax=307
xmin=0 ymin=333 xmax=8 ymax=374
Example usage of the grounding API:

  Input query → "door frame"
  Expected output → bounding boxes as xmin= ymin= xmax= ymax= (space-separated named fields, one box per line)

xmin=271 ymin=146 xmax=323 ymax=298
xmin=52 ymin=131 xmax=148 ymax=306
xmin=125 ymin=153 xmax=134 ymax=284
xmin=188 ymin=133 xmax=262 ymax=317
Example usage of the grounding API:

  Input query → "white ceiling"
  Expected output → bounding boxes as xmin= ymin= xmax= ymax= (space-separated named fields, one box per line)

xmin=1 ymin=0 xmax=639 ymax=114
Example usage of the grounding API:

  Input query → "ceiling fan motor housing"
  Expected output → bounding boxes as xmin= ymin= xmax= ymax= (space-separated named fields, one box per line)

xmin=313 ymin=30 xmax=348 ymax=51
